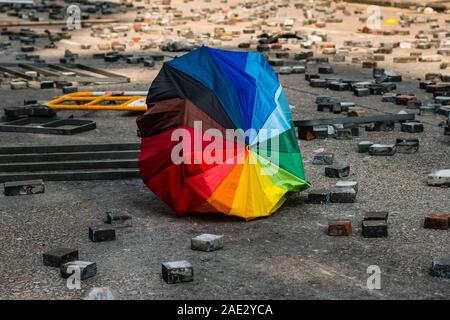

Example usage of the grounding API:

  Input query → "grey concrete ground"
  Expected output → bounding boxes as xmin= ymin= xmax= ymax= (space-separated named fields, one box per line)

xmin=0 ymin=58 xmax=449 ymax=299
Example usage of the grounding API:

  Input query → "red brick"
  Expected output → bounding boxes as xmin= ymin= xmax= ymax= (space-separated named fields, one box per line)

xmin=424 ymin=214 xmax=449 ymax=230
xmin=327 ymin=219 xmax=352 ymax=236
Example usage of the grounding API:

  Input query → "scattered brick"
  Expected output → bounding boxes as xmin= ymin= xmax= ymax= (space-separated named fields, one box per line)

xmin=325 ymin=164 xmax=350 ymax=178
xmin=330 ymin=187 xmax=356 ymax=203
xmin=335 ymin=181 xmax=358 ymax=192
xmin=362 ymin=220 xmax=388 ymax=238
xmin=428 ymin=170 xmax=450 ymax=186
xmin=369 ymin=144 xmax=396 ymax=156
xmin=431 ymin=257 xmax=450 ymax=278
xmin=312 ymin=153 xmax=334 ymax=165
xmin=106 ymin=212 xmax=132 ymax=227
xmin=358 ymin=141 xmax=373 ymax=153
xmin=308 ymin=189 xmax=331 ymax=204
xmin=191 ymin=234 xmax=224 ymax=252
xmin=4 ymin=179 xmax=45 ymax=196
xmin=60 ymin=261 xmax=97 ymax=280
xmin=162 ymin=260 xmax=193 ymax=284
xmin=328 ymin=219 xmax=352 ymax=236
xmin=424 ymin=214 xmax=449 ymax=230
xmin=395 ymin=138 xmax=419 ymax=154
xmin=364 ymin=211 xmax=389 ymax=221
xmin=43 ymin=248 xmax=79 ymax=268
xmin=89 ymin=225 xmax=116 ymax=242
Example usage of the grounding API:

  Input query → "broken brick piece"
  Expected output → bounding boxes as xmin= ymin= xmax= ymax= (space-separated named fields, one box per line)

xmin=424 ymin=214 xmax=449 ymax=230
xmin=191 ymin=234 xmax=224 ymax=252
xmin=362 ymin=220 xmax=388 ymax=238
xmin=60 ymin=261 xmax=97 ymax=280
xmin=354 ymin=87 xmax=370 ymax=97
xmin=43 ymin=248 xmax=79 ymax=268
xmin=105 ymin=212 xmax=132 ymax=227
xmin=325 ymin=165 xmax=350 ymax=178
xmin=327 ymin=220 xmax=352 ymax=236
xmin=330 ymin=187 xmax=356 ymax=203
xmin=401 ymin=122 xmax=424 ymax=133
xmin=369 ymin=144 xmax=396 ymax=156
xmin=364 ymin=211 xmax=389 ymax=221
xmin=335 ymin=181 xmax=358 ymax=192
xmin=395 ymin=138 xmax=419 ymax=154
xmin=428 ymin=170 xmax=450 ymax=186
xmin=431 ymin=257 xmax=450 ymax=278
xmin=312 ymin=153 xmax=334 ymax=165
xmin=395 ymin=95 xmax=417 ymax=106
xmin=3 ymin=179 xmax=45 ymax=196
xmin=308 ymin=189 xmax=331 ymax=204
xmin=358 ymin=141 xmax=373 ymax=153
xmin=89 ymin=225 xmax=116 ymax=242
xmin=162 ymin=260 xmax=193 ymax=284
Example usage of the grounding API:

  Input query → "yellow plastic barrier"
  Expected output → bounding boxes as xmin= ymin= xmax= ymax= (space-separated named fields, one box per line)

xmin=46 ymin=91 xmax=148 ymax=111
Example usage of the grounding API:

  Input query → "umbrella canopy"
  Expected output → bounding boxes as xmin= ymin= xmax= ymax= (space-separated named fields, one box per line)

xmin=137 ymin=46 xmax=310 ymax=220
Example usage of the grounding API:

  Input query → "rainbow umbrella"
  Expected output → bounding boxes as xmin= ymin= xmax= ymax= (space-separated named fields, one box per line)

xmin=137 ymin=46 xmax=310 ymax=220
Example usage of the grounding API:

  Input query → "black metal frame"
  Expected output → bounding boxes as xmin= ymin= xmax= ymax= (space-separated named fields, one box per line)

xmin=0 ymin=117 xmax=96 ymax=135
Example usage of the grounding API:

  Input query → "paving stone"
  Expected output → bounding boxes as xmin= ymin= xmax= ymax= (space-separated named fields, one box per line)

xmin=38 ymin=80 xmax=54 ymax=89
xmin=312 ymin=153 xmax=334 ymax=165
xmin=318 ymin=66 xmax=333 ymax=74
xmin=347 ymin=108 xmax=366 ymax=117
xmin=62 ymin=86 xmax=78 ymax=94
xmin=327 ymin=219 xmax=352 ymax=236
xmin=328 ymin=81 xmax=349 ymax=91
xmin=43 ymin=248 xmax=79 ymax=267
xmin=354 ymin=87 xmax=370 ymax=96
xmin=437 ymin=106 xmax=450 ymax=117
xmin=143 ymin=59 xmax=155 ymax=67
xmin=317 ymin=101 xmax=337 ymax=112
xmin=369 ymin=144 xmax=396 ymax=156
xmin=295 ymin=51 xmax=313 ymax=60
xmin=292 ymin=66 xmax=306 ymax=74
xmin=60 ymin=261 xmax=97 ymax=280
xmin=83 ymin=287 xmax=118 ymax=300
xmin=89 ymin=225 xmax=116 ymax=242
xmin=316 ymin=96 xmax=331 ymax=104
xmin=366 ymin=121 xmax=395 ymax=132
xmin=191 ymin=234 xmax=224 ymax=252
xmin=335 ymin=181 xmax=358 ymax=192
xmin=336 ymin=128 xmax=352 ymax=139
xmin=10 ymin=80 xmax=28 ymax=90
xmin=395 ymin=138 xmax=419 ymax=154
xmin=363 ymin=211 xmax=389 ymax=221
xmin=310 ymin=79 xmax=327 ymax=88
xmin=325 ymin=164 xmax=350 ymax=178
xmin=313 ymin=126 xmax=329 ymax=139
xmin=362 ymin=220 xmax=388 ymax=238
xmin=305 ymin=74 xmax=320 ymax=81
xmin=340 ymin=102 xmax=356 ymax=112
xmin=162 ymin=260 xmax=193 ymax=284
xmin=279 ymin=66 xmax=292 ymax=75
xmin=382 ymin=93 xmax=397 ymax=103
xmin=428 ymin=169 xmax=450 ymax=186
xmin=330 ymin=187 xmax=356 ymax=203
xmin=401 ymin=121 xmax=424 ymax=133
xmin=431 ymin=257 xmax=450 ymax=278
xmin=308 ymin=189 xmax=331 ymax=204
xmin=420 ymin=104 xmax=438 ymax=115
xmin=4 ymin=179 xmax=45 ymax=196
xmin=105 ymin=212 xmax=132 ymax=227
xmin=424 ymin=214 xmax=449 ymax=230
xmin=268 ymin=57 xmax=284 ymax=66
xmin=435 ymin=96 xmax=450 ymax=106
xmin=407 ymin=100 xmax=422 ymax=109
